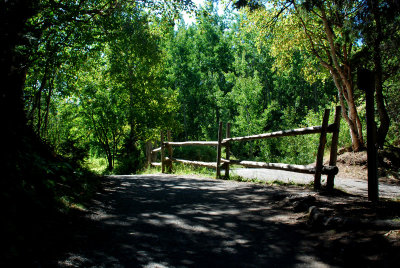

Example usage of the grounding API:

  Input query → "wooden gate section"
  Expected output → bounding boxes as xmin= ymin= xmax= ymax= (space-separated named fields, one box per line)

xmin=147 ymin=106 xmax=341 ymax=190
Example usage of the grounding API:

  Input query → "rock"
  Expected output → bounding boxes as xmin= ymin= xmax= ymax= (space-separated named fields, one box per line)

xmin=307 ymin=206 xmax=325 ymax=226
xmin=292 ymin=195 xmax=316 ymax=212
xmin=307 ymin=207 xmax=363 ymax=229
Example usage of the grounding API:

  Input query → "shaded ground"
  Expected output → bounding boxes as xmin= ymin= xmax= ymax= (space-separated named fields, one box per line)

xmin=31 ymin=174 xmax=400 ymax=267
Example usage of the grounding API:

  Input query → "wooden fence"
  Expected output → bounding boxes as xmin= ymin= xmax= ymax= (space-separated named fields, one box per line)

xmin=147 ymin=106 xmax=341 ymax=190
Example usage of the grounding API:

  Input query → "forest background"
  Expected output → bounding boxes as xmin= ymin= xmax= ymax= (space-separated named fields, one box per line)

xmin=21 ymin=0 xmax=400 ymax=173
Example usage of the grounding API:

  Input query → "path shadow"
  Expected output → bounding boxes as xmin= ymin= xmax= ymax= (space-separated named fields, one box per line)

xmin=41 ymin=175 xmax=399 ymax=267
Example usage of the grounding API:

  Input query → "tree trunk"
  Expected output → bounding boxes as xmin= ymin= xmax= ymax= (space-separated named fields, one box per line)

xmin=106 ymin=152 xmax=113 ymax=170
xmin=318 ymin=6 xmax=365 ymax=151
xmin=331 ymin=71 xmax=364 ymax=151
xmin=43 ymin=76 xmax=54 ymax=138
xmin=374 ymin=60 xmax=390 ymax=148
xmin=370 ymin=0 xmax=390 ymax=148
xmin=1 ymin=0 xmax=37 ymax=156
xmin=346 ymin=82 xmax=365 ymax=151
xmin=216 ymin=106 xmax=220 ymax=131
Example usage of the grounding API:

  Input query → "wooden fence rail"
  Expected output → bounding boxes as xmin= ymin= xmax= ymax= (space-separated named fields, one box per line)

xmin=166 ymin=157 xmax=218 ymax=168
xmin=147 ymin=106 xmax=341 ymax=190
xmin=221 ymin=124 xmax=336 ymax=143
xmin=164 ymin=141 xmax=219 ymax=146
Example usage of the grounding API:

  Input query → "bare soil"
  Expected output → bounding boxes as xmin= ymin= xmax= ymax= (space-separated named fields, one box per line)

xmin=334 ymin=150 xmax=400 ymax=185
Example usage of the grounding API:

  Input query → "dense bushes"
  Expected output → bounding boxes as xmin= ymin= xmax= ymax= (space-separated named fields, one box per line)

xmin=229 ymin=104 xmax=354 ymax=165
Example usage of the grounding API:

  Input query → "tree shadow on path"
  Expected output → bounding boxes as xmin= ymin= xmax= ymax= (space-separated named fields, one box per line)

xmin=47 ymin=175 xmax=399 ymax=267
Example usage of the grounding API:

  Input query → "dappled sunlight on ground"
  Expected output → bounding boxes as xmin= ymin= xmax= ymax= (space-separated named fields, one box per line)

xmin=53 ymin=174 xmax=399 ymax=267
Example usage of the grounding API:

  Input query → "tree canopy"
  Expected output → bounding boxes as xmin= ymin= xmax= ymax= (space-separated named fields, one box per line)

xmin=3 ymin=0 xmax=400 ymax=173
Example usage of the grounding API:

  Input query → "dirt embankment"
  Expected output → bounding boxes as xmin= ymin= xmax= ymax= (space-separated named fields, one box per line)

xmin=331 ymin=148 xmax=400 ymax=185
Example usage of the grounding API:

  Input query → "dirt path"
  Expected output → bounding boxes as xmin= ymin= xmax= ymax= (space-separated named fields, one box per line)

xmin=47 ymin=174 xmax=399 ymax=267
xmin=231 ymin=168 xmax=400 ymax=199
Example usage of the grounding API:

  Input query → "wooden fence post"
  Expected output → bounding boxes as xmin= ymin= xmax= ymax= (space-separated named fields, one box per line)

xmin=326 ymin=106 xmax=341 ymax=190
xmin=216 ymin=122 xmax=223 ymax=179
xmin=225 ymin=123 xmax=231 ymax=179
xmin=314 ymin=109 xmax=330 ymax=189
xmin=161 ymin=131 xmax=165 ymax=173
xmin=167 ymin=130 xmax=173 ymax=173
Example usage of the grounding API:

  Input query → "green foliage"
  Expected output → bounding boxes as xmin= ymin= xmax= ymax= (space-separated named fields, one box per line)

xmin=173 ymin=146 xmax=217 ymax=162
xmin=19 ymin=0 xmax=400 ymax=180
xmin=172 ymin=163 xmax=215 ymax=177
xmin=260 ymin=104 xmax=354 ymax=165
xmin=58 ymin=138 xmax=89 ymax=166
xmin=386 ymin=79 xmax=400 ymax=146
xmin=114 ymin=141 xmax=146 ymax=175
xmin=227 ymin=71 xmax=266 ymax=135
xmin=86 ymin=156 xmax=109 ymax=174
xmin=24 ymin=3 xmax=182 ymax=173
xmin=228 ymin=103 xmax=353 ymax=165
xmin=164 ymin=3 xmax=235 ymax=141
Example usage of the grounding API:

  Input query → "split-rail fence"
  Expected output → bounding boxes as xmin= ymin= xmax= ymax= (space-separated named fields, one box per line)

xmin=146 ymin=106 xmax=341 ymax=190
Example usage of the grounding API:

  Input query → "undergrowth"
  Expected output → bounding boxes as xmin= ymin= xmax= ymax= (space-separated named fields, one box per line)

xmin=141 ymin=163 xmax=215 ymax=177
xmin=1 ymin=130 xmax=101 ymax=266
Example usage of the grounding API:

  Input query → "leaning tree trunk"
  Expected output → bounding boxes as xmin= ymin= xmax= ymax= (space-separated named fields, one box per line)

xmin=345 ymin=82 xmax=365 ymax=151
xmin=332 ymin=72 xmax=364 ymax=152
xmin=321 ymin=7 xmax=365 ymax=151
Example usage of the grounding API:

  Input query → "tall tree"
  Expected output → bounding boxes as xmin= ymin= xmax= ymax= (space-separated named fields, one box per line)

xmin=240 ymin=0 xmax=368 ymax=151
xmin=165 ymin=1 xmax=235 ymax=140
xmin=107 ymin=6 xmax=161 ymax=142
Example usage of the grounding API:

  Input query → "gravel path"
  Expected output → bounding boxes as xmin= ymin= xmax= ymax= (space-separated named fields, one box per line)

xmin=52 ymin=174 xmax=399 ymax=267
xmin=231 ymin=168 xmax=400 ymax=199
